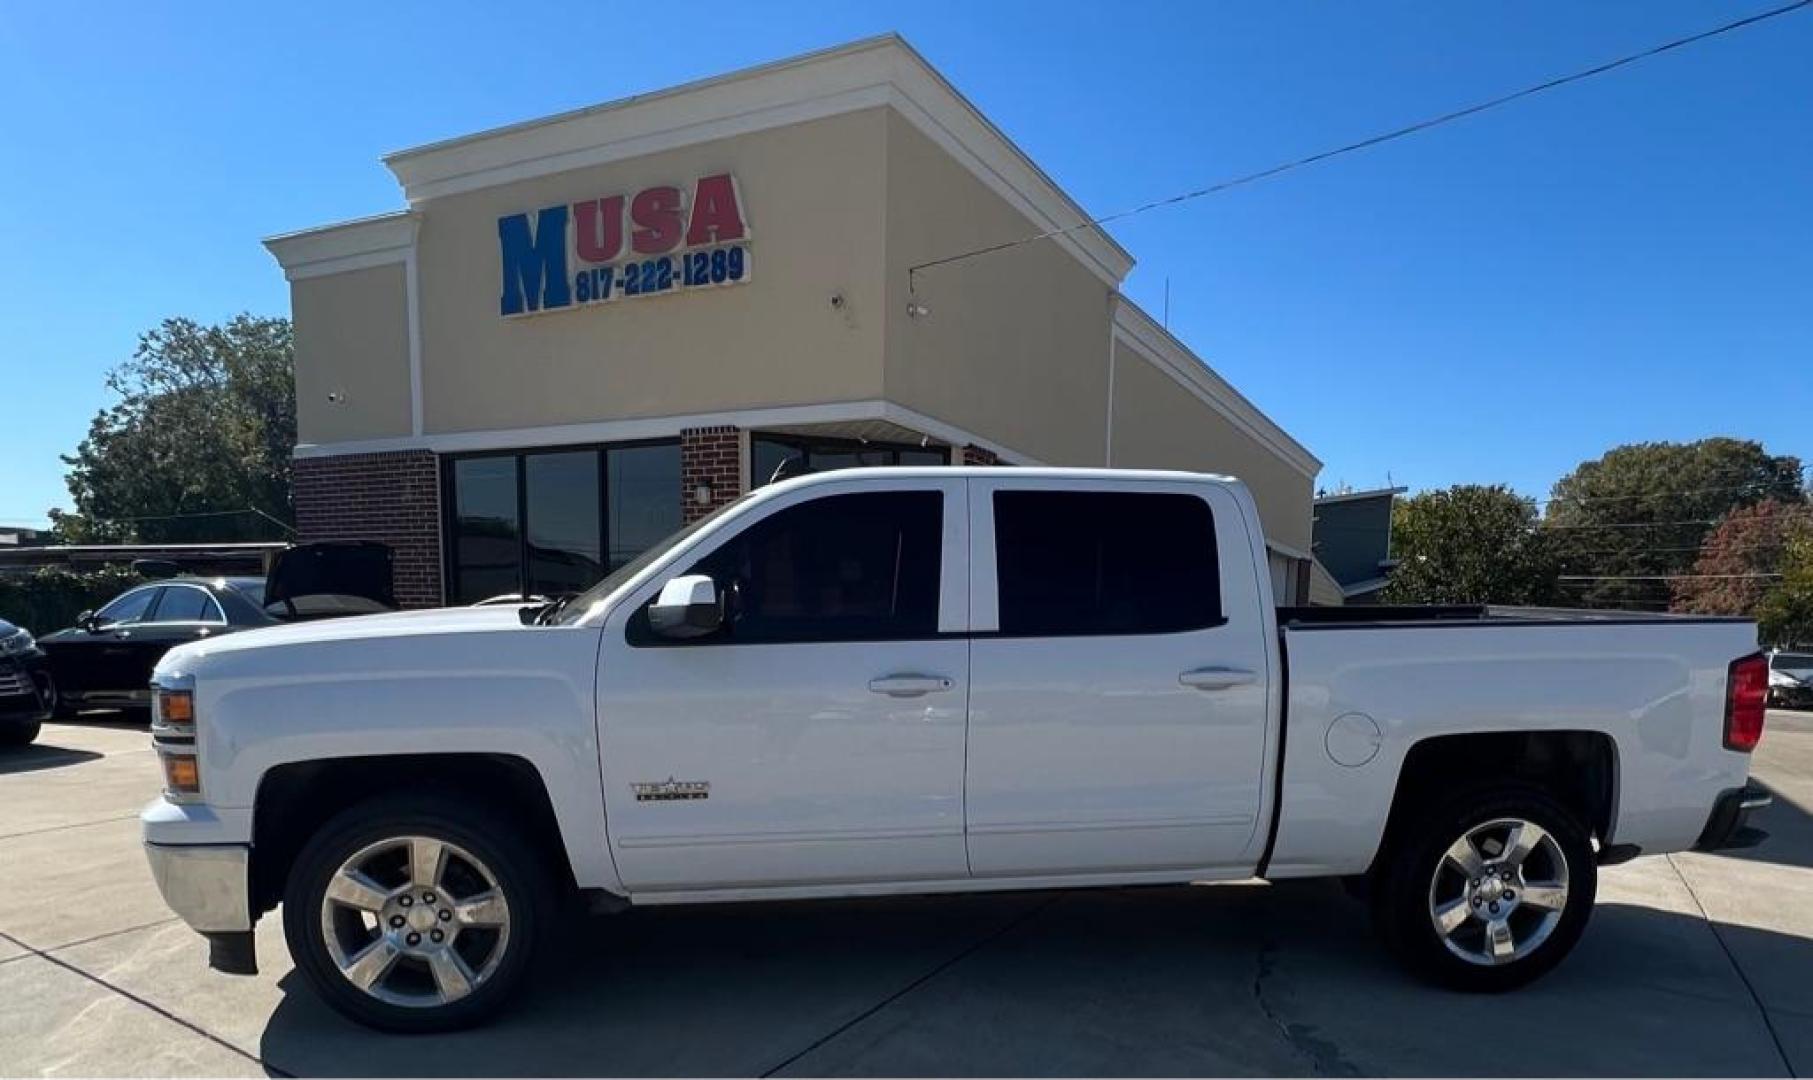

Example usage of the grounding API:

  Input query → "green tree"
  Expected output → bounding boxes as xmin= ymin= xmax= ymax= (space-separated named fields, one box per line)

xmin=1757 ymin=535 xmax=1813 ymax=648
xmin=52 ymin=315 xmax=295 ymax=543
xmin=1544 ymin=439 xmax=1805 ymax=610
xmin=1381 ymin=485 xmax=1558 ymax=605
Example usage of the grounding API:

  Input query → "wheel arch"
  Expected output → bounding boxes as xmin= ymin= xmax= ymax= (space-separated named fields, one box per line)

xmin=250 ymin=753 xmax=580 ymax=916
xmin=1371 ymin=729 xmax=1620 ymax=875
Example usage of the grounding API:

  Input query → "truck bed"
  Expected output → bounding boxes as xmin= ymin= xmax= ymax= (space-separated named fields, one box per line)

xmin=1277 ymin=605 xmax=1753 ymax=629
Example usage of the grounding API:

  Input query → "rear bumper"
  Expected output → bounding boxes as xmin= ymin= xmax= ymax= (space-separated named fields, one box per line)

xmin=1694 ymin=780 xmax=1773 ymax=852
xmin=67 ymin=688 xmax=152 ymax=709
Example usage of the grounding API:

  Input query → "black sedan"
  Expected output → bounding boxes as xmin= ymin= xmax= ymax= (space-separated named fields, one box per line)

xmin=0 ymin=617 xmax=55 ymax=746
xmin=39 ymin=577 xmax=273 ymax=716
xmin=38 ymin=541 xmax=396 ymax=718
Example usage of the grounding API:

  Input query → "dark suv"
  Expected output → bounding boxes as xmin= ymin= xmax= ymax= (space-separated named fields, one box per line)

xmin=0 ymin=617 xmax=55 ymax=747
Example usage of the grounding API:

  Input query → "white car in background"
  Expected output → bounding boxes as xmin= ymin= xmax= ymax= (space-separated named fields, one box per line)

xmin=1768 ymin=650 xmax=1813 ymax=709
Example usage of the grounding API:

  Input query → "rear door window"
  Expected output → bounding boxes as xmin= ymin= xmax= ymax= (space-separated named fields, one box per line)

xmin=152 ymin=586 xmax=224 ymax=624
xmin=992 ymin=490 xmax=1222 ymax=637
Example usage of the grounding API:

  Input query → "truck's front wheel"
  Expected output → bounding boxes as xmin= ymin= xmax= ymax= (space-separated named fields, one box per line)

xmin=282 ymin=795 xmax=553 ymax=1032
xmin=1374 ymin=785 xmax=1597 ymax=991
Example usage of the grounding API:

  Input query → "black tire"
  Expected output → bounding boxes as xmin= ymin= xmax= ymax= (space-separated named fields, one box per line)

xmin=0 ymin=720 xmax=40 ymax=747
xmin=1372 ymin=784 xmax=1597 ymax=992
xmin=282 ymin=794 xmax=555 ymax=1032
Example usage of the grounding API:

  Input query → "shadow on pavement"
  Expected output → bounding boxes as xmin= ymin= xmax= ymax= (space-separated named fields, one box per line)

xmin=0 ymin=743 xmax=103 ymax=775
xmin=253 ymin=876 xmax=1811 ymax=1078
xmin=63 ymin=709 xmax=151 ymax=730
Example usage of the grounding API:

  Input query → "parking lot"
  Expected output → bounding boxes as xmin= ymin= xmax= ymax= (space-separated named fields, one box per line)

xmin=0 ymin=712 xmax=1808 ymax=1078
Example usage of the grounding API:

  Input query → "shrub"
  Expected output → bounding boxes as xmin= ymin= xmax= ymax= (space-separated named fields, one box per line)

xmin=0 ymin=565 xmax=147 ymax=635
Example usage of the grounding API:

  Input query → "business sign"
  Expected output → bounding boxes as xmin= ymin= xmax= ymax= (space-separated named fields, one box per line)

xmin=498 ymin=173 xmax=750 ymax=317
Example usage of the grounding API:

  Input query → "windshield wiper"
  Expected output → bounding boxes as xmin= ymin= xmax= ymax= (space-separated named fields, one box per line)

xmin=533 ymin=594 xmax=573 ymax=626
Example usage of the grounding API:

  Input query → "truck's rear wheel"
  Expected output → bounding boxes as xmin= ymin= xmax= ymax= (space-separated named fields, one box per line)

xmin=1373 ymin=785 xmax=1596 ymax=991
xmin=282 ymin=795 xmax=552 ymax=1032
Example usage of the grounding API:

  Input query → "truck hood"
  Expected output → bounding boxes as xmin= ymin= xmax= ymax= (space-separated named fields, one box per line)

xmin=158 ymin=605 xmax=529 ymax=672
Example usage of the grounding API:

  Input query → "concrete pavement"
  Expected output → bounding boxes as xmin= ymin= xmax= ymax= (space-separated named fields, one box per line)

xmin=2 ymin=712 xmax=1810 ymax=1077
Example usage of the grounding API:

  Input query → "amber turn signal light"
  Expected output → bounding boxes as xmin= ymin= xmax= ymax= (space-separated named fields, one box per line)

xmin=157 ymin=690 xmax=193 ymax=725
xmin=162 ymin=754 xmax=200 ymax=794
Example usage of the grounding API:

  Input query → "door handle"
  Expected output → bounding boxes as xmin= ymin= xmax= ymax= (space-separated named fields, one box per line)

xmin=868 ymin=674 xmax=954 ymax=698
xmin=1179 ymin=666 xmax=1257 ymax=691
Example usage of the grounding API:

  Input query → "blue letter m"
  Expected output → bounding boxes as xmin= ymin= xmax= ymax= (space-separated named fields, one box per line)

xmin=498 ymin=206 xmax=571 ymax=315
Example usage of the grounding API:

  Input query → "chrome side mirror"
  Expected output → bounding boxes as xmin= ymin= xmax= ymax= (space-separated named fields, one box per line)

xmin=647 ymin=575 xmax=721 ymax=639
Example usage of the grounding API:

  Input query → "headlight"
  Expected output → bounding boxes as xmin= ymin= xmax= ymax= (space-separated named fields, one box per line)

xmin=0 ymin=628 xmax=33 ymax=656
xmin=151 ymin=678 xmax=200 ymax=801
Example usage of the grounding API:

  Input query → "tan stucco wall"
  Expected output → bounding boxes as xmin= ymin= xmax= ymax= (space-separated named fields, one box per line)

xmin=1109 ymin=341 xmax=1314 ymax=551
xmin=292 ymin=262 xmax=413 ymax=444
xmin=880 ymin=112 xmax=1113 ymax=466
xmin=413 ymin=108 xmax=889 ymax=435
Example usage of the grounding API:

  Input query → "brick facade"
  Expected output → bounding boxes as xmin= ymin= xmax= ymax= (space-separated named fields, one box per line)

xmin=962 ymin=444 xmax=1001 ymax=466
xmin=680 ymin=425 xmax=745 ymax=524
xmin=293 ymin=450 xmax=444 ymax=608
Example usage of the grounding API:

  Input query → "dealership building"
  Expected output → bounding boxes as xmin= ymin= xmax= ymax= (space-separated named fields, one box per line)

xmin=266 ymin=35 xmax=1323 ymax=609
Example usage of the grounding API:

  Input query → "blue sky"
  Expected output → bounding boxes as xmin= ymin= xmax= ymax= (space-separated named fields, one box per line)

xmin=2 ymin=1 xmax=1809 ymax=527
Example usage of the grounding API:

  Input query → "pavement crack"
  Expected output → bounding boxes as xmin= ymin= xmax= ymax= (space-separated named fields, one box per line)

xmin=1665 ymin=853 xmax=1797 ymax=1078
xmin=1251 ymin=937 xmax=1361 ymax=1078
xmin=758 ymin=893 xmax=1063 ymax=1078
xmin=38 ymin=916 xmax=185 ymax=956
xmin=0 ymin=812 xmax=141 ymax=842
xmin=0 ymin=927 xmax=286 ymax=1077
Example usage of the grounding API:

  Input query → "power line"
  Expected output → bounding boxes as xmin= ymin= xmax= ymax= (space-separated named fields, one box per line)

xmin=1540 ymin=519 xmax=1721 ymax=530
xmin=74 ymin=507 xmax=297 ymax=537
xmin=1559 ymin=573 xmax=1783 ymax=582
xmin=907 ymin=0 xmax=1813 ymax=286
xmin=1535 ymin=475 xmax=1811 ymax=510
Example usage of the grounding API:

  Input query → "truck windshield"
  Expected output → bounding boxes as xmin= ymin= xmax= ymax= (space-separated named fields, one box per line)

xmin=552 ymin=494 xmax=750 ymax=625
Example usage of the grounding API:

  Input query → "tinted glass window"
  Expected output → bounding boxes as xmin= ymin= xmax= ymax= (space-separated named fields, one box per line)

xmin=750 ymin=435 xmax=950 ymax=488
xmin=993 ymin=490 xmax=1221 ymax=636
xmin=95 ymin=587 xmax=158 ymax=626
xmin=153 ymin=587 xmax=222 ymax=623
xmin=525 ymin=451 xmax=602 ymax=597
xmin=608 ymin=444 xmax=682 ymax=571
xmin=684 ymin=491 xmax=943 ymax=644
xmin=452 ymin=456 xmax=521 ymax=604
xmin=751 ymin=438 xmax=799 ymax=488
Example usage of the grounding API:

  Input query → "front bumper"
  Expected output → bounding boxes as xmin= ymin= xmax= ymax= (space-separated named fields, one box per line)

xmin=0 ymin=655 xmax=53 ymax=722
xmin=144 ymin=841 xmax=252 ymax=933
xmin=1694 ymin=780 xmax=1773 ymax=851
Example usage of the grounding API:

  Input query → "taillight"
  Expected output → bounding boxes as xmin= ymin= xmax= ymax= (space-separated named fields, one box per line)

xmin=1724 ymin=653 xmax=1767 ymax=752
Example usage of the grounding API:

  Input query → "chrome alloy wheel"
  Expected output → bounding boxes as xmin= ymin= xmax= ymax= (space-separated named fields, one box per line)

xmin=319 ymin=835 xmax=512 ymax=1008
xmin=1427 ymin=817 xmax=1570 ymax=967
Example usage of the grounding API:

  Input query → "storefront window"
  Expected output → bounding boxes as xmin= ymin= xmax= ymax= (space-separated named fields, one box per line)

xmin=608 ymin=443 xmax=682 ymax=571
xmin=450 ymin=456 xmax=521 ymax=604
xmin=750 ymin=434 xmax=948 ymax=488
xmin=446 ymin=441 xmax=680 ymax=604
xmin=525 ymin=451 xmax=602 ymax=598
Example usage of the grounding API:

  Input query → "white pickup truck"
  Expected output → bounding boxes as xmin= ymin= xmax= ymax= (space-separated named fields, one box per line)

xmin=141 ymin=467 xmax=1773 ymax=1031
